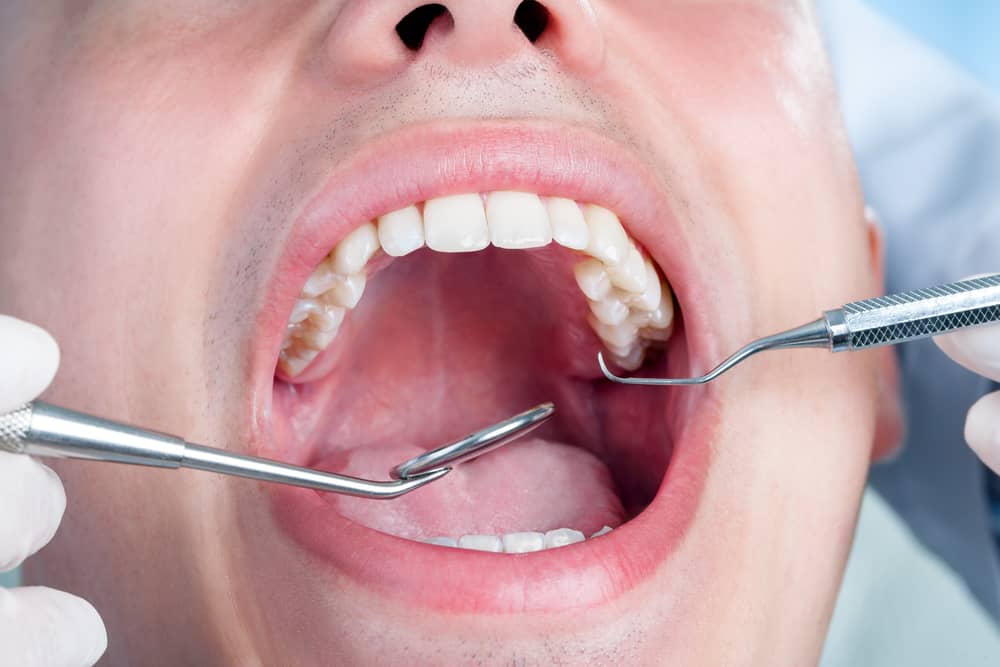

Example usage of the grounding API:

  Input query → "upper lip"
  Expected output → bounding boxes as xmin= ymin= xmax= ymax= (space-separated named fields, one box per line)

xmin=251 ymin=118 xmax=722 ymax=613
xmin=254 ymin=118 xmax=722 ymax=391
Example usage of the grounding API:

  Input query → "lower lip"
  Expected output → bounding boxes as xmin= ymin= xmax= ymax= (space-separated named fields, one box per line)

xmin=267 ymin=400 xmax=716 ymax=614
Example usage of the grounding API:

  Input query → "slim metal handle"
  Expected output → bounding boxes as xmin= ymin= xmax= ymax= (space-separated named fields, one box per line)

xmin=0 ymin=402 xmax=186 ymax=466
xmin=824 ymin=274 xmax=1000 ymax=351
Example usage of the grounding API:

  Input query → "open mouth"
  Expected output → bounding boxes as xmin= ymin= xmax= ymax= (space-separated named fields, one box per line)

xmin=259 ymin=123 xmax=719 ymax=613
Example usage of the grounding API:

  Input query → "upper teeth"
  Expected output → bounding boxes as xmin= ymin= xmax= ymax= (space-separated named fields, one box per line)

xmin=279 ymin=191 xmax=675 ymax=377
xmin=425 ymin=526 xmax=613 ymax=553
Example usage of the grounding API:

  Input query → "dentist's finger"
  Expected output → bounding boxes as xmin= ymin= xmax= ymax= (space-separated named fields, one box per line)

xmin=0 ymin=586 xmax=107 ymax=667
xmin=0 ymin=452 xmax=66 ymax=572
xmin=964 ymin=391 xmax=1000 ymax=474
xmin=934 ymin=321 xmax=1000 ymax=384
xmin=0 ymin=315 xmax=60 ymax=413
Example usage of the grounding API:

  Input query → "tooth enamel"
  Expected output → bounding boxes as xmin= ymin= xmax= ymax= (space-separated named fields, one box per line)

xmin=307 ymin=304 xmax=345 ymax=333
xmin=289 ymin=298 xmax=320 ymax=324
xmin=424 ymin=194 xmax=490 ymax=253
xmin=486 ymin=191 xmax=552 ymax=249
xmin=582 ymin=205 xmax=629 ymax=266
xmin=590 ymin=526 xmax=613 ymax=539
xmin=625 ymin=261 xmax=664 ymax=312
xmin=589 ymin=294 xmax=630 ymax=326
xmin=502 ymin=531 xmax=546 ymax=553
xmin=544 ymin=528 xmax=585 ymax=549
xmin=330 ymin=223 xmax=379 ymax=275
xmin=302 ymin=261 xmax=339 ymax=298
xmin=458 ymin=534 xmax=504 ymax=553
xmin=378 ymin=206 xmax=425 ymax=257
xmin=546 ymin=197 xmax=589 ymax=250
xmin=606 ymin=245 xmax=648 ymax=294
xmin=325 ymin=274 xmax=367 ymax=310
xmin=588 ymin=315 xmax=639 ymax=348
xmin=425 ymin=537 xmax=458 ymax=547
xmin=573 ymin=259 xmax=612 ymax=301
xmin=281 ymin=192 xmax=677 ymax=380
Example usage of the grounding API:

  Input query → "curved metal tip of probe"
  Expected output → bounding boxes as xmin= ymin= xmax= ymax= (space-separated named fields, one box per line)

xmin=597 ymin=351 xmax=711 ymax=386
xmin=375 ymin=467 xmax=451 ymax=498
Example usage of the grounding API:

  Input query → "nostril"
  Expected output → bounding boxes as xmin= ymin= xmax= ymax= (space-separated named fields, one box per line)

xmin=514 ymin=0 xmax=550 ymax=43
xmin=396 ymin=4 xmax=451 ymax=51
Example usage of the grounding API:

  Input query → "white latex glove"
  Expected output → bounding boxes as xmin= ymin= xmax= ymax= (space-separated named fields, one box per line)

xmin=0 ymin=316 xmax=107 ymax=667
xmin=935 ymin=312 xmax=1000 ymax=475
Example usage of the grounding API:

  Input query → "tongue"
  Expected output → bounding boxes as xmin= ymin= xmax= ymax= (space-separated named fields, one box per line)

xmin=314 ymin=437 xmax=624 ymax=540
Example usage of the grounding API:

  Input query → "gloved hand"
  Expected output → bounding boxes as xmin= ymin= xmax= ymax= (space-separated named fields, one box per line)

xmin=935 ymin=315 xmax=1000 ymax=475
xmin=0 ymin=316 xmax=106 ymax=667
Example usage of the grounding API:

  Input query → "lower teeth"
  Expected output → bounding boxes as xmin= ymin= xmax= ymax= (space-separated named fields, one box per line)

xmin=424 ymin=526 xmax=613 ymax=553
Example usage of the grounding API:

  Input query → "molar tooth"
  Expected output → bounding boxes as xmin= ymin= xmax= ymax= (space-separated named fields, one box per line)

xmin=457 ymin=534 xmax=503 ymax=552
xmin=330 ymin=222 xmax=379 ymax=275
xmin=424 ymin=193 xmax=489 ymax=252
xmin=543 ymin=528 xmax=585 ymax=549
xmin=325 ymin=273 xmax=367 ymax=309
xmin=608 ymin=344 xmax=646 ymax=371
xmin=502 ymin=531 xmax=545 ymax=554
xmin=425 ymin=537 xmax=458 ymax=548
xmin=573 ymin=259 xmax=612 ymax=301
xmin=582 ymin=205 xmax=629 ymax=266
xmin=606 ymin=245 xmax=648 ymax=294
xmin=308 ymin=304 xmax=345 ymax=332
xmin=377 ymin=206 xmax=424 ymax=257
xmin=590 ymin=526 xmax=613 ymax=539
xmin=546 ymin=197 xmax=588 ymax=250
xmin=279 ymin=349 xmax=317 ymax=376
xmin=486 ymin=191 xmax=552 ymax=249
xmin=301 ymin=328 xmax=337 ymax=350
xmin=289 ymin=298 xmax=320 ymax=324
xmin=588 ymin=315 xmax=639 ymax=348
xmin=589 ymin=295 xmax=629 ymax=326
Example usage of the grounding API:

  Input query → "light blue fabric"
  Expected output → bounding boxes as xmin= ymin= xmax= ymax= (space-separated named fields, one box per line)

xmin=865 ymin=0 xmax=1000 ymax=91
xmin=823 ymin=490 xmax=1000 ymax=666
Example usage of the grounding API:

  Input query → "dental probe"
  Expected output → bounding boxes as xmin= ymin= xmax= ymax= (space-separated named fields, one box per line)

xmin=599 ymin=274 xmax=1000 ymax=386
xmin=0 ymin=401 xmax=554 ymax=499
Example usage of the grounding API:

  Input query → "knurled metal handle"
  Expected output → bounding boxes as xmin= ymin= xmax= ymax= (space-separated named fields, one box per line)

xmin=829 ymin=274 xmax=1000 ymax=351
xmin=0 ymin=403 xmax=33 ymax=454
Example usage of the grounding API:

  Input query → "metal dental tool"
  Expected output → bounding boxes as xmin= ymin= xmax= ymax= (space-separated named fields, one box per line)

xmin=0 ymin=401 xmax=555 ymax=499
xmin=600 ymin=274 xmax=1000 ymax=386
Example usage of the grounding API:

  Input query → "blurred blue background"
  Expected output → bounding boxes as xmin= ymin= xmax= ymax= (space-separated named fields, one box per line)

xmin=866 ymin=0 xmax=1000 ymax=91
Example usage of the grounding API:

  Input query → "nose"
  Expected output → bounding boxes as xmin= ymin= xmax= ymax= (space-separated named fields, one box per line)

xmin=325 ymin=0 xmax=604 ymax=85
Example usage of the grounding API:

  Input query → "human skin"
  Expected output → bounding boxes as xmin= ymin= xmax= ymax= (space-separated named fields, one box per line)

xmin=0 ymin=0 xmax=900 ymax=665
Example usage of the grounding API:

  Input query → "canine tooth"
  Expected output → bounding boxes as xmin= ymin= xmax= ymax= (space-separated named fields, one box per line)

xmin=325 ymin=274 xmax=367 ymax=309
xmin=425 ymin=537 xmax=458 ymax=547
xmin=606 ymin=245 xmax=647 ymax=294
xmin=330 ymin=222 xmax=379 ymax=275
xmin=544 ymin=528 xmax=585 ymax=549
xmin=302 ymin=261 xmax=339 ymax=297
xmin=626 ymin=261 xmax=663 ymax=312
xmin=574 ymin=259 xmax=612 ymax=301
xmin=378 ymin=206 xmax=424 ymax=257
xmin=458 ymin=534 xmax=503 ymax=552
xmin=582 ymin=205 xmax=629 ymax=266
xmin=588 ymin=315 xmax=639 ymax=348
xmin=424 ymin=193 xmax=489 ymax=252
xmin=546 ymin=197 xmax=588 ymax=250
xmin=487 ymin=191 xmax=552 ymax=249
xmin=591 ymin=526 xmax=613 ymax=538
xmin=308 ymin=304 xmax=345 ymax=332
xmin=289 ymin=299 xmax=320 ymax=324
xmin=502 ymin=531 xmax=545 ymax=553
xmin=590 ymin=295 xmax=629 ymax=326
